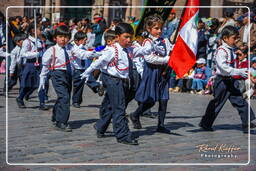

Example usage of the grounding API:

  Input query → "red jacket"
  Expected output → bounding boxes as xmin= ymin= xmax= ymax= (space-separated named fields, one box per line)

xmin=233 ymin=58 xmax=248 ymax=79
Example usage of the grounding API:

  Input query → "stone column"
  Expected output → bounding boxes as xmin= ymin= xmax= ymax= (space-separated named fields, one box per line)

xmin=125 ymin=0 xmax=132 ymax=22
xmin=103 ymin=0 xmax=110 ymax=24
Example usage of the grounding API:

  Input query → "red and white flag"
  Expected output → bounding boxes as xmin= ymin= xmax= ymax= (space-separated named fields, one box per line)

xmin=168 ymin=0 xmax=199 ymax=78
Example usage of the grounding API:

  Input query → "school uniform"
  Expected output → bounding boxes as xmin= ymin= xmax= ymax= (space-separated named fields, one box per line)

xmin=82 ymin=42 xmax=152 ymax=143
xmin=130 ymin=35 xmax=171 ymax=131
xmin=40 ymin=44 xmax=73 ymax=129
xmin=8 ymin=45 xmax=22 ymax=90
xmin=40 ymin=43 xmax=98 ymax=129
xmin=17 ymin=36 xmax=42 ymax=106
xmin=70 ymin=43 xmax=101 ymax=106
xmin=200 ymin=41 xmax=256 ymax=130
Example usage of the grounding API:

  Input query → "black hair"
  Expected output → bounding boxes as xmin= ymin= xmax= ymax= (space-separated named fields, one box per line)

xmin=240 ymin=46 xmax=248 ymax=55
xmin=115 ymin=22 xmax=134 ymax=35
xmin=104 ymin=30 xmax=116 ymax=41
xmin=221 ymin=25 xmax=239 ymax=39
xmin=224 ymin=9 xmax=234 ymax=18
xmin=211 ymin=18 xmax=219 ymax=27
xmin=112 ymin=18 xmax=122 ymax=24
xmin=74 ymin=31 xmax=87 ymax=41
xmin=54 ymin=25 xmax=71 ymax=38
xmin=13 ymin=33 xmax=27 ymax=42
xmin=70 ymin=18 xmax=78 ymax=25
xmin=144 ymin=14 xmax=163 ymax=32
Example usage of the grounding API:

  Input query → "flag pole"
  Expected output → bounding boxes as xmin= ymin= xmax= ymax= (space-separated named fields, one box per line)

xmin=34 ymin=9 xmax=39 ymax=65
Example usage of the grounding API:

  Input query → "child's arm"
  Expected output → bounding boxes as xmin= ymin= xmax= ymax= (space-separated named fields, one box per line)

xmin=20 ymin=39 xmax=39 ymax=59
xmin=72 ymin=46 xmax=102 ymax=60
xmin=38 ymin=48 xmax=53 ymax=91
xmin=216 ymin=48 xmax=247 ymax=77
xmin=132 ymin=41 xmax=152 ymax=57
xmin=9 ymin=47 xmax=18 ymax=75
xmin=80 ymin=48 xmax=114 ymax=80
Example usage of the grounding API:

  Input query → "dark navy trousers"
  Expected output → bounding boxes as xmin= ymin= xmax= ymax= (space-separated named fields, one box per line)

xmin=201 ymin=76 xmax=256 ymax=127
xmin=95 ymin=73 xmax=132 ymax=141
xmin=50 ymin=70 xmax=72 ymax=124
xmin=72 ymin=69 xmax=86 ymax=105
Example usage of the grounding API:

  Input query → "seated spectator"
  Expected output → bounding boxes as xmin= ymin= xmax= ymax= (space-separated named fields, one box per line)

xmin=190 ymin=58 xmax=210 ymax=94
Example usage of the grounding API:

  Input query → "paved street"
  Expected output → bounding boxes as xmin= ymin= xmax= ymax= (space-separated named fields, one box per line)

xmin=0 ymin=74 xmax=256 ymax=171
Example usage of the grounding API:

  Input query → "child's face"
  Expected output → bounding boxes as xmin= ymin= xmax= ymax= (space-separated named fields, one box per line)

xmin=55 ymin=35 xmax=70 ymax=47
xmin=16 ymin=40 xmax=23 ymax=47
xmin=116 ymin=33 xmax=132 ymax=48
xmin=75 ymin=38 xmax=87 ymax=46
xmin=252 ymin=62 xmax=256 ymax=69
xmin=148 ymin=23 xmax=162 ymax=38
xmin=223 ymin=35 xmax=239 ymax=47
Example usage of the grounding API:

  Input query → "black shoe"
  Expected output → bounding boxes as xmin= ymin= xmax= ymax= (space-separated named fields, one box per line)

xmin=55 ymin=122 xmax=72 ymax=132
xmin=16 ymin=98 xmax=26 ymax=108
xmin=24 ymin=95 xmax=30 ymax=101
xmin=93 ymin=124 xmax=105 ymax=138
xmin=130 ymin=114 xmax=142 ymax=129
xmin=73 ymin=103 xmax=80 ymax=108
xmin=39 ymin=103 xmax=49 ymax=110
xmin=98 ymin=85 xmax=104 ymax=96
xmin=51 ymin=120 xmax=57 ymax=126
xmin=199 ymin=122 xmax=214 ymax=131
xmin=142 ymin=111 xmax=157 ymax=118
xmin=156 ymin=126 xmax=171 ymax=134
xmin=117 ymin=138 xmax=139 ymax=145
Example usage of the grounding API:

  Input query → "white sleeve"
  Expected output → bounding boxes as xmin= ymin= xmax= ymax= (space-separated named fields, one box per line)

xmin=9 ymin=48 xmax=17 ymax=74
xmin=40 ymin=47 xmax=53 ymax=77
xmin=20 ymin=39 xmax=39 ymax=59
xmin=132 ymin=41 xmax=152 ymax=57
xmin=84 ymin=48 xmax=114 ymax=74
xmin=215 ymin=49 xmax=239 ymax=76
xmin=72 ymin=48 xmax=95 ymax=59
xmin=144 ymin=54 xmax=169 ymax=65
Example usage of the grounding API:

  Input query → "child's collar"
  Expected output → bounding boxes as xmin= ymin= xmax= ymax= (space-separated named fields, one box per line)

xmin=222 ymin=40 xmax=235 ymax=49
xmin=28 ymin=35 xmax=36 ymax=42
xmin=148 ymin=34 xmax=158 ymax=41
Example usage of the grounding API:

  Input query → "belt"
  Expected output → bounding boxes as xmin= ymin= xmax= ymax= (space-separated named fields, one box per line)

xmin=217 ymin=75 xmax=233 ymax=79
xmin=103 ymin=73 xmax=129 ymax=83
xmin=26 ymin=58 xmax=37 ymax=63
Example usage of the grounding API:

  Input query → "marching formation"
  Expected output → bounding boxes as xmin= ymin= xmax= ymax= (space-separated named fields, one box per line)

xmin=0 ymin=8 xmax=256 ymax=145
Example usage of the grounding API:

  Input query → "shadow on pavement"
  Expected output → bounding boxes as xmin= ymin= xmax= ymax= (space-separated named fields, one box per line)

xmin=68 ymin=119 xmax=98 ymax=129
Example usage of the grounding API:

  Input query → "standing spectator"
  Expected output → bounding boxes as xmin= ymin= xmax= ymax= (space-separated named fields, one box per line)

xmin=218 ymin=9 xmax=236 ymax=33
xmin=92 ymin=14 xmax=106 ymax=47
xmin=206 ymin=18 xmax=220 ymax=69
xmin=196 ymin=19 xmax=207 ymax=59
xmin=237 ymin=12 xmax=256 ymax=49
xmin=161 ymin=9 xmax=178 ymax=42
xmin=85 ymin=24 xmax=95 ymax=50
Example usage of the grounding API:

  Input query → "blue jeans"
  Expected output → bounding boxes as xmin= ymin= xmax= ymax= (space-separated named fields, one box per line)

xmin=191 ymin=79 xmax=207 ymax=91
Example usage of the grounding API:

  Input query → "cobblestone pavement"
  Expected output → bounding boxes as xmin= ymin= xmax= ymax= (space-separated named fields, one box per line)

xmin=0 ymin=74 xmax=255 ymax=171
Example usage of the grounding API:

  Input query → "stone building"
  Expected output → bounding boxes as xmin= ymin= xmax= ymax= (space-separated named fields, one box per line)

xmin=0 ymin=0 xmax=255 ymax=24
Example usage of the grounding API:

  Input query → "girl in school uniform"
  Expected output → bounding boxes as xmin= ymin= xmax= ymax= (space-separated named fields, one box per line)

xmin=16 ymin=24 xmax=48 ymax=110
xmin=130 ymin=14 xmax=172 ymax=134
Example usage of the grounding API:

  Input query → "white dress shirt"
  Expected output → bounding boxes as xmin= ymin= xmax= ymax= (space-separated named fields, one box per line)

xmin=215 ymin=41 xmax=240 ymax=76
xmin=84 ymin=42 xmax=153 ymax=79
xmin=9 ymin=45 xmax=21 ymax=74
xmin=20 ymin=35 xmax=41 ymax=63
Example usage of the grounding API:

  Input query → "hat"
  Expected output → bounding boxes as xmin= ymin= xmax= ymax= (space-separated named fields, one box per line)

xmin=170 ymin=9 xmax=176 ymax=14
xmin=196 ymin=58 xmax=206 ymax=64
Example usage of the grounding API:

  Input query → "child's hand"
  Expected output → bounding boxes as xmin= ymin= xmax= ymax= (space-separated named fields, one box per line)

xmin=80 ymin=71 xmax=90 ymax=82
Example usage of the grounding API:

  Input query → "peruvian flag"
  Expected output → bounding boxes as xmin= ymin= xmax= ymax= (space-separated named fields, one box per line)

xmin=168 ymin=0 xmax=199 ymax=78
